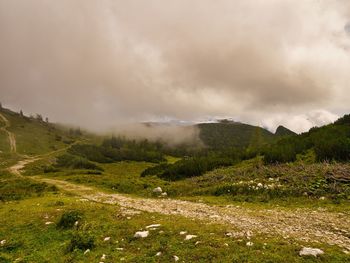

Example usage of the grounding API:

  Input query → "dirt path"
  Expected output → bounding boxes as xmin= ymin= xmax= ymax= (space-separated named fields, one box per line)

xmin=0 ymin=113 xmax=16 ymax=153
xmin=33 ymin=176 xmax=350 ymax=251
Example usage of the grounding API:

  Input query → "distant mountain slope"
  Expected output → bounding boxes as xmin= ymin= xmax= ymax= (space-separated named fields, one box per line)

xmin=197 ymin=121 xmax=275 ymax=149
xmin=0 ymin=108 xmax=82 ymax=156
xmin=275 ymin=125 xmax=297 ymax=137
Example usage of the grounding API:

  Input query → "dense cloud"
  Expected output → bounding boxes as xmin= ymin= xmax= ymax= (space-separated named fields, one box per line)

xmin=0 ymin=0 xmax=349 ymax=133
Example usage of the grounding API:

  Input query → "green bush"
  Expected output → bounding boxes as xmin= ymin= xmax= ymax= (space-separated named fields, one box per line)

xmin=158 ymin=157 xmax=234 ymax=181
xmin=54 ymin=154 xmax=103 ymax=171
xmin=67 ymin=231 xmax=95 ymax=252
xmin=57 ymin=210 xmax=83 ymax=229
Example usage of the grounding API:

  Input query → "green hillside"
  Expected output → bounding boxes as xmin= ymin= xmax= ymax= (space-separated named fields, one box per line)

xmin=0 ymin=108 xmax=81 ymax=156
xmin=197 ymin=121 xmax=276 ymax=149
xmin=264 ymin=114 xmax=350 ymax=163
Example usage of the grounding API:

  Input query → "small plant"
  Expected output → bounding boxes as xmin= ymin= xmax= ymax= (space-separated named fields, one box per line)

xmin=67 ymin=231 xmax=95 ymax=252
xmin=57 ymin=210 xmax=83 ymax=229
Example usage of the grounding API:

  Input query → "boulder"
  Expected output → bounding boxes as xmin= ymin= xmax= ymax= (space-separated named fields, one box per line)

xmin=299 ymin=247 xmax=324 ymax=257
xmin=134 ymin=231 xmax=149 ymax=238
xmin=185 ymin=234 xmax=197 ymax=240
xmin=153 ymin=187 xmax=162 ymax=193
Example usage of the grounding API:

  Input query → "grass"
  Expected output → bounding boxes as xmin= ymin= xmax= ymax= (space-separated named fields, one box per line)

xmin=0 ymin=109 xmax=75 ymax=156
xmin=32 ymin=161 xmax=168 ymax=197
xmin=0 ymin=130 xmax=10 ymax=154
xmin=1 ymin=191 xmax=349 ymax=262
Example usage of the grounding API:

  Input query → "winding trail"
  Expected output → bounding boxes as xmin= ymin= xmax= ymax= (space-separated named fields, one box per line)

xmin=0 ymin=113 xmax=16 ymax=153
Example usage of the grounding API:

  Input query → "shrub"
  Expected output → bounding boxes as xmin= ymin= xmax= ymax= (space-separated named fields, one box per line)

xmin=67 ymin=231 xmax=95 ymax=252
xmin=57 ymin=210 xmax=83 ymax=229
xmin=158 ymin=157 xmax=234 ymax=181
xmin=55 ymin=154 xmax=103 ymax=171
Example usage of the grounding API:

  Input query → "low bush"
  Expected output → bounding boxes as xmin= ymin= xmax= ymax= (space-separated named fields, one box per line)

xmin=57 ymin=210 xmax=83 ymax=229
xmin=67 ymin=231 xmax=95 ymax=252
xmin=54 ymin=154 xmax=103 ymax=171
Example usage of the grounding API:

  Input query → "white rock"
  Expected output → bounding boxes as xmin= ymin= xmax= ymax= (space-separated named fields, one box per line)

xmin=153 ymin=187 xmax=162 ymax=193
xmin=161 ymin=192 xmax=168 ymax=197
xmin=179 ymin=231 xmax=187 ymax=235
xmin=0 ymin=240 xmax=6 ymax=246
xmin=299 ymin=247 xmax=324 ymax=257
xmin=224 ymin=243 xmax=229 ymax=247
xmin=116 ymin=248 xmax=124 ymax=251
xmin=257 ymin=183 xmax=263 ymax=188
xmin=146 ymin=224 xmax=161 ymax=229
xmin=174 ymin=255 xmax=179 ymax=261
xmin=185 ymin=234 xmax=197 ymax=240
xmin=156 ymin=252 xmax=162 ymax=256
xmin=74 ymin=221 xmax=79 ymax=226
xmin=104 ymin=237 xmax=111 ymax=242
xmin=319 ymin=196 xmax=326 ymax=200
xmin=84 ymin=249 xmax=90 ymax=255
xmin=343 ymin=250 xmax=349 ymax=255
xmin=195 ymin=241 xmax=201 ymax=245
xmin=134 ymin=231 xmax=149 ymax=238
xmin=101 ymin=254 xmax=106 ymax=260
xmin=159 ymin=230 xmax=164 ymax=234
xmin=246 ymin=241 xmax=254 ymax=247
xmin=45 ymin=221 xmax=53 ymax=225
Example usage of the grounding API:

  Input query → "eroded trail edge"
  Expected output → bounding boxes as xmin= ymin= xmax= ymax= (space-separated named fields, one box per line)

xmin=33 ymin=176 xmax=350 ymax=250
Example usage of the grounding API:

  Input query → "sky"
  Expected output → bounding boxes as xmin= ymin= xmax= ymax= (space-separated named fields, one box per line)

xmin=1 ymin=0 xmax=350 ymax=134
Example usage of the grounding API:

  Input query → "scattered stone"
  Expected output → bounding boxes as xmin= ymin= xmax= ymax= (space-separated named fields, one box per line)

xmin=159 ymin=230 xmax=164 ymax=234
xmin=224 ymin=243 xmax=229 ymax=247
xmin=161 ymin=192 xmax=168 ymax=197
xmin=127 ymin=217 xmax=131 ymax=220
xmin=185 ymin=234 xmax=197 ymax=240
xmin=174 ymin=255 xmax=179 ymax=262
xmin=246 ymin=241 xmax=254 ymax=247
xmin=0 ymin=240 xmax=6 ymax=246
xmin=343 ymin=250 xmax=349 ymax=255
xmin=179 ymin=231 xmax=187 ymax=235
xmin=74 ymin=221 xmax=79 ymax=226
xmin=134 ymin=231 xmax=149 ymax=238
xmin=116 ymin=248 xmax=124 ymax=251
xmin=146 ymin=224 xmax=161 ymax=229
xmin=101 ymin=254 xmax=106 ymax=260
xmin=319 ymin=196 xmax=326 ymax=200
xmin=84 ymin=249 xmax=90 ymax=255
xmin=195 ymin=241 xmax=201 ymax=245
xmin=104 ymin=237 xmax=111 ymax=242
xmin=45 ymin=221 xmax=53 ymax=225
xmin=299 ymin=247 xmax=324 ymax=257
xmin=156 ymin=252 xmax=162 ymax=256
xmin=153 ymin=187 xmax=162 ymax=194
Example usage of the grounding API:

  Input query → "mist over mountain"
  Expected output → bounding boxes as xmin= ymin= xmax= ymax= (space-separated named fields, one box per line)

xmin=1 ymin=1 xmax=350 ymax=133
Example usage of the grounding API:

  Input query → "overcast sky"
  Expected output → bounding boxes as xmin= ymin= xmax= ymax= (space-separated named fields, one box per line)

xmin=1 ymin=0 xmax=350 ymax=133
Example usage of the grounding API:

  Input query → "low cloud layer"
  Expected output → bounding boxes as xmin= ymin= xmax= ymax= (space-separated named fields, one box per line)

xmin=1 ymin=0 xmax=350 ymax=133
